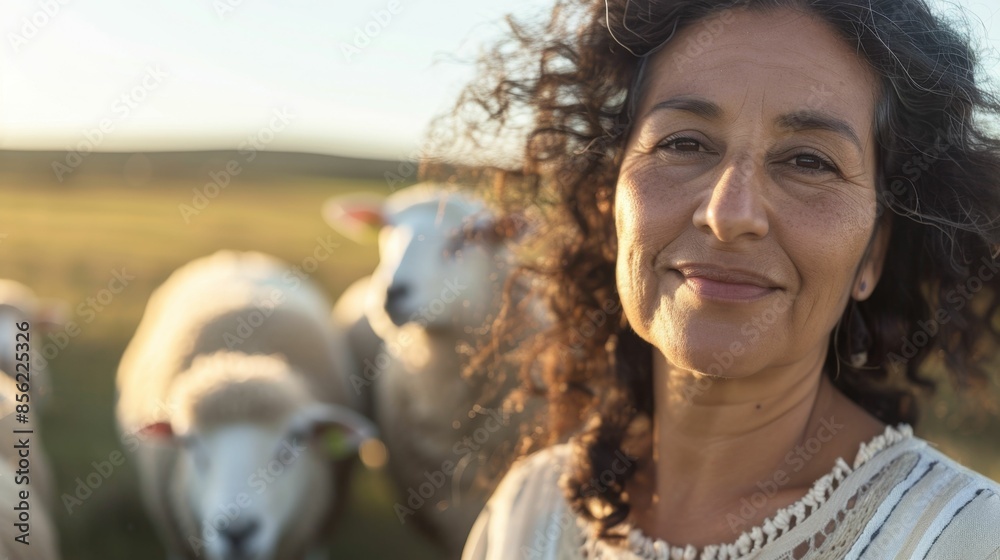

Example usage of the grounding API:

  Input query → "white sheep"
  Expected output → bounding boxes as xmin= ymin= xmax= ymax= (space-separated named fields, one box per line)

xmin=325 ymin=184 xmax=539 ymax=557
xmin=0 ymin=372 xmax=60 ymax=560
xmin=115 ymin=250 xmax=376 ymax=560
xmin=0 ymin=280 xmax=63 ymax=405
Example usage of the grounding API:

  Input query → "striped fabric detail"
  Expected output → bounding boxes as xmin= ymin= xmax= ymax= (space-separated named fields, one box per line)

xmin=849 ymin=460 xmax=952 ymax=559
xmin=921 ymin=489 xmax=1000 ymax=560
xmin=844 ymin=455 xmax=932 ymax=560
xmin=907 ymin=483 xmax=979 ymax=559
xmin=843 ymin=448 xmax=990 ymax=560
xmin=890 ymin=466 xmax=970 ymax=559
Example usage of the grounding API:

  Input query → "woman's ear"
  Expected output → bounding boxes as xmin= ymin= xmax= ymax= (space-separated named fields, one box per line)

xmin=853 ymin=212 xmax=892 ymax=301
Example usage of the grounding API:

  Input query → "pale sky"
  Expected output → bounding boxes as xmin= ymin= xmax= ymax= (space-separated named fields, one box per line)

xmin=1 ymin=0 xmax=998 ymax=160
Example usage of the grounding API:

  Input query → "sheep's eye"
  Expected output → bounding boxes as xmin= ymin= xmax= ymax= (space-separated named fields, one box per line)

xmin=444 ymin=235 xmax=466 ymax=258
xmin=286 ymin=429 xmax=310 ymax=449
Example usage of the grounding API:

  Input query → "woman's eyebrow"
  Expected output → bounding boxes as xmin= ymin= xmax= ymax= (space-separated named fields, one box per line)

xmin=775 ymin=110 xmax=863 ymax=150
xmin=641 ymin=96 xmax=722 ymax=121
xmin=641 ymin=97 xmax=864 ymax=151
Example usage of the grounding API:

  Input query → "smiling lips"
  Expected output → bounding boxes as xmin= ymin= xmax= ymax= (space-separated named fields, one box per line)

xmin=672 ymin=264 xmax=780 ymax=302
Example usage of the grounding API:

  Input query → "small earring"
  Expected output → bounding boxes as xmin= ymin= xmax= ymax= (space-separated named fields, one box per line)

xmin=847 ymin=300 xmax=871 ymax=368
xmin=850 ymin=349 xmax=868 ymax=369
xmin=859 ymin=280 xmax=867 ymax=295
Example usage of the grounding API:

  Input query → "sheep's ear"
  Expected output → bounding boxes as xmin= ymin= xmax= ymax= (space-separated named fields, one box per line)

xmin=322 ymin=193 xmax=386 ymax=244
xmin=302 ymin=404 xmax=378 ymax=460
xmin=138 ymin=421 xmax=175 ymax=440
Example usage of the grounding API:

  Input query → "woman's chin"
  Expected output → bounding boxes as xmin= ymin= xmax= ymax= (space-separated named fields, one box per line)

xmin=656 ymin=340 xmax=768 ymax=380
xmin=671 ymin=358 xmax=758 ymax=380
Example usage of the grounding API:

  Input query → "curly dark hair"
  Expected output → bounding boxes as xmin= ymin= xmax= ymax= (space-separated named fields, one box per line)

xmin=426 ymin=0 xmax=1000 ymax=539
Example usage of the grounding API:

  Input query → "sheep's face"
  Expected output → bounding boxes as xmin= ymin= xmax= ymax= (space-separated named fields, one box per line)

xmin=369 ymin=201 xmax=508 ymax=331
xmin=157 ymin=403 xmax=374 ymax=560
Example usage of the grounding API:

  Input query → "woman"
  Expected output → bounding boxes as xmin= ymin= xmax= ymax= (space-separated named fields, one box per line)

xmin=447 ymin=0 xmax=1000 ymax=558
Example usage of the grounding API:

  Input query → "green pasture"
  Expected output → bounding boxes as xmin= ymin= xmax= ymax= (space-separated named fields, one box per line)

xmin=0 ymin=173 xmax=440 ymax=559
xmin=0 ymin=167 xmax=997 ymax=560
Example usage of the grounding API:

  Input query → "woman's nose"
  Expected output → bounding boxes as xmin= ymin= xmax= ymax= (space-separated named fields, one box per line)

xmin=692 ymin=154 xmax=770 ymax=242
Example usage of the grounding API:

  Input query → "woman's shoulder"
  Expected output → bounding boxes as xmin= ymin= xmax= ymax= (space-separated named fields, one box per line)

xmin=501 ymin=440 xmax=574 ymax=483
xmin=476 ymin=442 xmax=574 ymax=520
xmin=907 ymin=437 xmax=1000 ymax=514
xmin=905 ymin=440 xmax=1000 ymax=559
xmin=855 ymin=432 xmax=1000 ymax=560
xmin=462 ymin=443 xmax=585 ymax=560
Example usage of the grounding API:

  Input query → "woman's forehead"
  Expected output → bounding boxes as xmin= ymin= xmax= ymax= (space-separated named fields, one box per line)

xmin=634 ymin=7 xmax=880 ymax=133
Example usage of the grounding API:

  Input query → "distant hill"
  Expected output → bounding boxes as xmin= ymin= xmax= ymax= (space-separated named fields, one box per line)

xmin=0 ymin=150 xmax=412 ymax=185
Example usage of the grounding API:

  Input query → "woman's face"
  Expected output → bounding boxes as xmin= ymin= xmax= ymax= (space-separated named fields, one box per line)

xmin=615 ymin=7 xmax=889 ymax=378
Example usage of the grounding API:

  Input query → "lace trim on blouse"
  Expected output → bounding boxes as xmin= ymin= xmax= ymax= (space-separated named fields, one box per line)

xmin=581 ymin=423 xmax=914 ymax=560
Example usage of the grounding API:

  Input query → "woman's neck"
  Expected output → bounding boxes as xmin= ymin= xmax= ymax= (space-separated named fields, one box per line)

xmin=626 ymin=349 xmax=885 ymax=548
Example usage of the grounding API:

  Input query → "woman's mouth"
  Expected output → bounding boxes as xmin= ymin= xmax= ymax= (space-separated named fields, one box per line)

xmin=672 ymin=264 xmax=780 ymax=303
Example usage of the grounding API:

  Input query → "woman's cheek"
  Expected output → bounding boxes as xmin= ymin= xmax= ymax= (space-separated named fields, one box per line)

xmin=615 ymin=190 xmax=654 ymax=334
xmin=775 ymin=184 xmax=874 ymax=251
xmin=615 ymin=162 xmax=692 ymax=336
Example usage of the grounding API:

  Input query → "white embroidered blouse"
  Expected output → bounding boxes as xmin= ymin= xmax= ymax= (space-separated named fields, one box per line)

xmin=462 ymin=425 xmax=1000 ymax=560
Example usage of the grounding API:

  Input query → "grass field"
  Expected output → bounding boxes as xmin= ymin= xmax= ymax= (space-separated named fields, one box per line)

xmin=0 ymin=172 xmax=441 ymax=559
xmin=0 ymin=163 xmax=998 ymax=560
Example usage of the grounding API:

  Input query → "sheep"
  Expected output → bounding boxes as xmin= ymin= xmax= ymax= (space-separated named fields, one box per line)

xmin=0 ymin=280 xmax=63 ymax=405
xmin=115 ymin=250 xmax=376 ymax=560
xmin=0 ymin=372 xmax=60 ymax=560
xmin=325 ymin=184 xmax=540 ymax=557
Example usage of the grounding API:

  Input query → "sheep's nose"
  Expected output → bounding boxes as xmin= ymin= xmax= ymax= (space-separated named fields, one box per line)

xmin=384 ymin=283 xmax=412 ymax=326
xmin=385 ymin=283 xmax=410 ymax=307
xmin=220 ymin=518 xmax=260 ymax=552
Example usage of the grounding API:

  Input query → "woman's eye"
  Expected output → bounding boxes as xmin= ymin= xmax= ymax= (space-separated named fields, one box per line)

xmin=658 ymin=137 xmax=704 ymax=152
xmin=791 ymin=153 xmax=837 ymax=173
